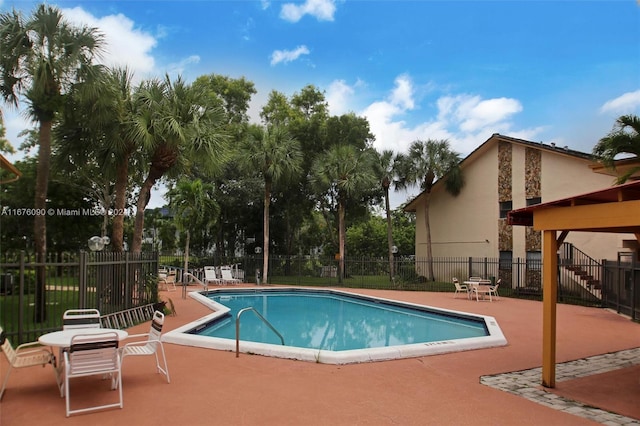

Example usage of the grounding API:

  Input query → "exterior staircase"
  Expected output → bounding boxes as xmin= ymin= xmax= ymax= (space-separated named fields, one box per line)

xmin=559 ymin=243 xmax=602 ymax=299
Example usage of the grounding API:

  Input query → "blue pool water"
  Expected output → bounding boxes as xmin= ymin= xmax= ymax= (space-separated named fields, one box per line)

xmin=191 ymin=289 xmax=488 ymax=351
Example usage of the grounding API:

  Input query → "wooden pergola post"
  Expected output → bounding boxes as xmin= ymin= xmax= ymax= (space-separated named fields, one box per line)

xmin=541 ymin=230 xmax=558 ymax=388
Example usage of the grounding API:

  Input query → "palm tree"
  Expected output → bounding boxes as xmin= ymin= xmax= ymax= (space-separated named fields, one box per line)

xmin=310 ymin=145 xmax=378 ymax=283
xmin=168 ymin=179 xmax=219 ymax=276
xmin=396 ymin=139 xmax=463 ymax=281
xmin=377 ymin=149 xmax=401 ymax=281
xmin=129 ymin=75 xmax=227 ymax=253
xmin=54 ymin=67 xmax=139 ymax=251
xmin=0 ymin=4 xmax=104 ymax=320
xmin=238 ymin=124 xmax=303 ymax=284
xmin=593 ymin=114 xmax=640 ymax=184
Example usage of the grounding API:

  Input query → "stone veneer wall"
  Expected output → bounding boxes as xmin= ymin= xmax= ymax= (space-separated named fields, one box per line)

xmin=525 ymin=148 xmax=541 ymax=252
xmin=498 ymin=142 xmax=512 ymax=252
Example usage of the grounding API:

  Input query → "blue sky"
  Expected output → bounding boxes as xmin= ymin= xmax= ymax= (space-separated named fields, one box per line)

xmin=1 ymin=0 xmax=639 ymax=208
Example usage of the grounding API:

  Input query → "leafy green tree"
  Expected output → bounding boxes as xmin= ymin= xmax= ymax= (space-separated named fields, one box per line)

xmin=593 ymin=114 xmax=640 ymax=184
xmin=396 ymin=139 xmax=463 ymax=280
xmin=167 ymin=179 xmax=219 ymax=273
xmin=129 ymin=75 xmax=227 ymax=253
xmin=238 ymin=124 xmax=302 ymax=283
xmin=0 ymin=4 xmax=104 ymax=320
xmin=0 ymin=158 xmax=101 ymax=252
xmin=311 ymin=145 xmax=378 ymax=282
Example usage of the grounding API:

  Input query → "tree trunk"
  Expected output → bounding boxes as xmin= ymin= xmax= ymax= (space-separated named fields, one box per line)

xmin=263 ymin=179 xmax=271 ymax=284
xmin=111 ymin=153 xmax=129 ymax=251
xmin=383 ymin=181 xmax=394 ymax=282
xmin=183 ymin=230 xmax=190 ymax=283
xmin=34 ymin=120 xmax=52 ymax=322
xmin=131 ymin=146 xmax=176 ymax=253
xmin=423 ymin=190 xmax=434 ymax=280
xmin=131 ymin=176 xmax=156 ymax=253
xmin=338 ymin=197 xmax=346 ymax=284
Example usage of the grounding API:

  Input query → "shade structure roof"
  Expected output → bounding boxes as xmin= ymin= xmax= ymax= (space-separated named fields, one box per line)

xmin=0 ymin=153 xmax=21 ymax=184
xmin=507 ymin=179 xmax=640 ymax=234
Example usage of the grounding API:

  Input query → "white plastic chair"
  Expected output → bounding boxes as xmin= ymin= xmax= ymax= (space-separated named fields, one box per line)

xmin=63 ymin=309 xmax=101 ymax=330
xmin=120 ymin=310 xmax=170 ymax=384
xmin=489 ymin=279 xmax=501 ymax=300
xmin=64 ymin=331 xmax=123 ymax=417
xmin=159 ymin=274 xmax=177 ymax=292
xmin=0 ymin=327 xmax=59 ymax=401
xmin=452 ymin=278 xmax=469 ymax=299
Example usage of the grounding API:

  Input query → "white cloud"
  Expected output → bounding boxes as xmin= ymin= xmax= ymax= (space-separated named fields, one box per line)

xmin=61 ymin=7 xmax=157 ymax=79
xmin=326 ymin=80 xmax=354 ymax=115
xmin=280 ymin=0 xmax=336 ymax=22
xmin=270 ymin=45 xmax=310 ymax=66
xmin=330 ymin=75 xmax=539 ymax=158
xmin=165 ymin=55 xmax=201 ymax=79
xmin=599 ymin=90 xmax=640 ymax=114
xmin=3 ymin=6 xmax=164 ymax=158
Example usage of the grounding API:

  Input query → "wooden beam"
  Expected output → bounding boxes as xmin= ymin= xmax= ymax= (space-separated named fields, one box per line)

xmin=542 ymin=230 xmax=558 ymax=388
xmin=557 ymin=230 xmax=569 ymax=246
xmin=534 ymin=200 xmax=640 ymax=231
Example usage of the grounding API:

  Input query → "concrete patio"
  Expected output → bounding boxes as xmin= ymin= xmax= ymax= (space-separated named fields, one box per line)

xmin=1 ymin=285 xmax=638 ymax=425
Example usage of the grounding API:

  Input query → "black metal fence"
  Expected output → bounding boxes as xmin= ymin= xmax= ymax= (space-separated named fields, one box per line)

xmin=159 ymin=250 xmax=634 ymax=312
xmin=0 ymin=251 xmax=158 ymax=344
xmin=3 ymin=248 xmax=638 ymax=344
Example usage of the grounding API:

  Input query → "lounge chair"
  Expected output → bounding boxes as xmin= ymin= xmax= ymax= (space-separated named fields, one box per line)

xmin=0 ymin=327 xmax=59 ymax=401
xmin=119 ymin=311 xmax=170 ymax=385
xmin=204 ymin=266 xmax=222 ymax=286
xmin=220 ymin=267 xmax=241 ymax=285
xmin=452 ymin=278 xmax=469 ymax=299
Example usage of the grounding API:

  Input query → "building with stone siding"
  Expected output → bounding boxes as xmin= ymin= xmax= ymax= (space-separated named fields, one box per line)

xmin=404 ymin=133 xmax=631 ymax=282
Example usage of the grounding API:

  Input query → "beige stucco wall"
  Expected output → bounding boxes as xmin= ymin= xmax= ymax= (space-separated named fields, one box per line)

xmin=415 ymin=143 xmax=499 ymax=260
xmin=412 ymin=138 xmax=630 ymax=266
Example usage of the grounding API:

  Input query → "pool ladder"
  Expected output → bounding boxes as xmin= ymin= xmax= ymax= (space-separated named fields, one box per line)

xmin=236 ymin=307 xmax=285 ymax=358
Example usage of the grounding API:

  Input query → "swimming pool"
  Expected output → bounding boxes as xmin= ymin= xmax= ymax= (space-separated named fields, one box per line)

xmin=162 ymin=288 xmax=507 ymax=364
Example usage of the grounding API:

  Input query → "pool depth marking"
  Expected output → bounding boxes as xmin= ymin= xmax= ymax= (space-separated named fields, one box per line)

xmin=162 ymin=288 xmax=508 ymax=364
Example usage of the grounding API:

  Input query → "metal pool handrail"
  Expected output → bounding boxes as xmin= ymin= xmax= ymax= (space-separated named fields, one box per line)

xmin=236 ymin=307 xmax=285 ymax=357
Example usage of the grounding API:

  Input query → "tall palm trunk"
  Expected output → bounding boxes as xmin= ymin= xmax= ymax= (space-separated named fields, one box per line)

xmin=183 ymin=230 xmax=190 ymax=281
xmin=263 ymin=179 xmax=271 ymax=284
xmin=34 ymin=120 xmax=52 ymax=322
xmin=383 ymin=178 xmax=394 ymax=281
xmin=338 ymin=195 xmax=346 ymax=284
xmin=132 ymin=146 xmax=176 ymax=253
xmin=423 ymin=190 xmax=434 ymax=281
xmin=111 ymin=152 xmax=130 ymax=251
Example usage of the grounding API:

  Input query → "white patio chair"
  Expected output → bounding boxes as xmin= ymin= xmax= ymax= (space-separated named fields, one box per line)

xmin=204 ymin=266 xmax=223 ymax=286
xmin=159 ymin=273 xmax=177 ymax=292
xmin=119 ymin=310 xmax=170 ymax=385
xmin=64 ymin=331 xmax=123 ymax=417
xmin=489 ymin=279 xmax=501 ymax=300
xmin=63 ymin=309 xmax=101 ymax=330
xmin=0 ymin=327 xmax=59 ymax=401
xmin=452 ymin=278 xmax=469 ymax=299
